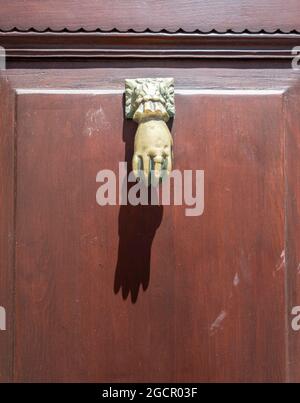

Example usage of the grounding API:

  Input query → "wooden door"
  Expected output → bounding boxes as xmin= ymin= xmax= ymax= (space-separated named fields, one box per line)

xmin=0 ymin=2 xmax=300 ymax=383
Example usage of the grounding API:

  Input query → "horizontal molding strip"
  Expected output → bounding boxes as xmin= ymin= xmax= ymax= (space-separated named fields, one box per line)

xmin=1 ymin=31 xmax=300 ymax=60
xmin=1 ymin=28 xmax=300 ymax=34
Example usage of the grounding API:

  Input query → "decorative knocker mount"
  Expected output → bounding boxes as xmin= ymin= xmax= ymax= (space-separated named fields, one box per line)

xmin=125 ymin=78 xmax=175 ymax=186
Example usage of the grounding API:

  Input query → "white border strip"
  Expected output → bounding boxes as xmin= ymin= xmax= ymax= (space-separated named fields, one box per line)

xmin=16 ymin=88 xmax=285 ymax=96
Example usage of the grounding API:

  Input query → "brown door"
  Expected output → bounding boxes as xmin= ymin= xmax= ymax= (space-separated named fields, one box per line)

xmin=0 ymin=2 xmax=300 ymax=383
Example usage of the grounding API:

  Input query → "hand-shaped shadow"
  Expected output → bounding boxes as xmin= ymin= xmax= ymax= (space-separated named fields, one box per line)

xmin=114 ymin=192 xmax=163 ymax=303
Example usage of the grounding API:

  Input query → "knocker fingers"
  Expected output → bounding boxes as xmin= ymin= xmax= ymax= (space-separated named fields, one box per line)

xmin=132 ymin=153 xmax=141 ymax=178
xmin=166 ymin=154 xmax=172 ymax=176
xmin=153 ymin=155 xmax=164 ymax=180
xmin=142 ymin=154 xmax=151 ymax=184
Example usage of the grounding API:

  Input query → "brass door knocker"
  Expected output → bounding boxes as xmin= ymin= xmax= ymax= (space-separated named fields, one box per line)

xmin=125 ymin=78 xmax=175 ymax=186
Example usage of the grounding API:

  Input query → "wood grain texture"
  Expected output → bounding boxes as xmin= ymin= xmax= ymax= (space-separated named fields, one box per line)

xmin=5 ymin=67 xmax=298 ymax=91
xmin=0 ymin=0 xmax=299 ymax=33
xmin=0 ymin=74 xmax=15 ymax=382
xmin=285 ymin=85 xmax=300 ymax=382
xmin=12 ymin=88 xmax=287 ymax=382
xmin=0 ymin=0 xmax=299 ymax=383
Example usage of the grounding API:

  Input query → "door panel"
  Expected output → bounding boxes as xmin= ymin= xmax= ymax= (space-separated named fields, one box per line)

xmin=0 ymin=75 xmax=14 ymax=382
xmin=286 ymin=87 xmax=300 ymax=382
xmin=13 ymin=88 xmax=286 ymax=382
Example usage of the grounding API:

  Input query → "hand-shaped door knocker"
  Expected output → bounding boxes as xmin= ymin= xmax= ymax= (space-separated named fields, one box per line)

xmin=125 ymin=78 xmax=175 ymax=186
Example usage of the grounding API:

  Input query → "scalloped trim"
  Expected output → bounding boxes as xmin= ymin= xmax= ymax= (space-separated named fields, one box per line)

xmin=0 ymin=27 xmax=300 ymax=34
